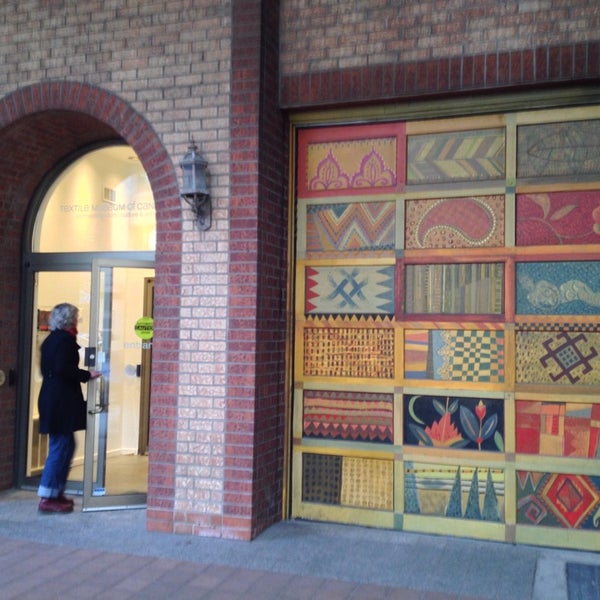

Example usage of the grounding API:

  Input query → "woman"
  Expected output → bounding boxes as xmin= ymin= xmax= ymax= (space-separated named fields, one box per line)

xmin=37 ymin=303 xmax=101 ymax=513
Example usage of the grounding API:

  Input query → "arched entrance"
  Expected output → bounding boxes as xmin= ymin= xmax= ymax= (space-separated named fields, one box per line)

xmin=23 ymin=144 xmax=156 ymax=510
xmin=0 ymin=83 xmax=181 ymax=513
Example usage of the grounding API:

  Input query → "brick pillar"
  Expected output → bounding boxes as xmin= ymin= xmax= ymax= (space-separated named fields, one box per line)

xmin=225 ymin=0 xmax=288 ymax=539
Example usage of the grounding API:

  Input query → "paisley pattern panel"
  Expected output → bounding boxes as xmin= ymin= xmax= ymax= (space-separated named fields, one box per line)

xmin=405 ymin=195 xmax=505 ymax=249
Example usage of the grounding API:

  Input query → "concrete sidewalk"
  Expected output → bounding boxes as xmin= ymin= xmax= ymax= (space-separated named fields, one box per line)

xmin=0 ymin=489 xmax=598 ymax=599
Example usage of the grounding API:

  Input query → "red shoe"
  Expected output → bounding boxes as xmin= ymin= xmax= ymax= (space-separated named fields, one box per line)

xmin=57 ymin=493 xmax=74 ymax=507
xmin=38 ymin=497 xmax=74 ymax=513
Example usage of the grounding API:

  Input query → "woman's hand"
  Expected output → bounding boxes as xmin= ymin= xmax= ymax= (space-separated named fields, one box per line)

xmin=89 ymin=370 xmax=102 ymax=379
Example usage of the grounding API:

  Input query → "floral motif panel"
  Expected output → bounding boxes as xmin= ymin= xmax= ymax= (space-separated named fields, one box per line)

xmin=297 ymin=123 xmax=405 ymax=198
xmin=403 ymin=394 xmax=504 ymax=452
xmin=516 ymin=190 xmax=600 ymax=246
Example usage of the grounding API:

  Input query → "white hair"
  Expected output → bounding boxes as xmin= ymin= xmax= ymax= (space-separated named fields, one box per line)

xmin=48 ymin=303 xmax=78 ymax=331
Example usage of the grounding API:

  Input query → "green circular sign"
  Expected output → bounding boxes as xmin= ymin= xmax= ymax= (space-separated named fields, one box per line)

xmin=134 ymin=316 xmax=154 ymax=340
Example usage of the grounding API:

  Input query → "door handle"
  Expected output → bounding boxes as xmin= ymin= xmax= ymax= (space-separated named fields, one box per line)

xmin=88 ymin=376 xmax=107 ymax=414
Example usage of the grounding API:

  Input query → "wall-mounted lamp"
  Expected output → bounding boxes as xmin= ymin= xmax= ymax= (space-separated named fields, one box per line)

xmin=180 ymin=140 xmax=211 ymax=230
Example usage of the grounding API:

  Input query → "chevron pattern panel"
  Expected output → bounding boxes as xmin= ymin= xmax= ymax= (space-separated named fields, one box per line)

xmin=305 ymin=201 xmax=396 ymax=256
xmin=407 ymin=129 xmax=505 ymax=184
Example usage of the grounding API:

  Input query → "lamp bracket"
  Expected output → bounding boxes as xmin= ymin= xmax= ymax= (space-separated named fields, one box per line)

xmin=183 ymin=193 xmax=211 ymax=231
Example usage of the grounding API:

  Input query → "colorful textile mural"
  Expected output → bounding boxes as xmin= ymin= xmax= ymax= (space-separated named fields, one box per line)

xmin=305 ymin=201 xmax=396 ymax=256
xmin=303 ymin=390 xmax=394 ymax=443
xmin=404 ymin=329 xmax=505 ymax=383
xmin=407 ymin=129 xmax=505 ymax=184
xmin=517 ymin=471 xmax=600 ymax=529
xmin=516 ymin=400 xmax=600 ymax=458
xmin=516 ymin=190 xmax=600 ymax=246
xmin=405 ymin=195 xmax=505 ymax=249
xmin=305 ymin=265 xmax=395 ymax=316
xmin=516 ymin=261 xmax=600 ymax=315
xmin=517 ymin=120 xmax=600 ymax=178
xmin=302 ymin=453 xmax=393 ymax=511
xmin=404 ymin=395 xmax=504 ymax=452
xmin=404 ymin=263 xmax=504 ymax=314
xmin=515 ymin=330 xmax=600 ymax=385
xmin=293 ymin=114 xmax=600 ymax=551
xmin=404 ymin=462 xmax=504 ymax=521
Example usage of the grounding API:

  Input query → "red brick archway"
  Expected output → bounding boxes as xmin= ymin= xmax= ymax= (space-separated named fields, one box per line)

xmin=0 ymin=82 xmax=181 ymax=511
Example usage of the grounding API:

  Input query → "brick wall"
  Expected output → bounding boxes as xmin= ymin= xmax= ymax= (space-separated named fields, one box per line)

xmin=280 ymin=0 xmax=600 ymax=107
xmin=280 ymin=0 xmax=600 ymax=74
xmin=0 ymin=1 xmax=236 ymax=534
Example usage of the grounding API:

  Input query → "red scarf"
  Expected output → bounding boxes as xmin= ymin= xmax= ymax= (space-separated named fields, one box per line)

xmin=64 ymin=327 xmax=78 ymax=338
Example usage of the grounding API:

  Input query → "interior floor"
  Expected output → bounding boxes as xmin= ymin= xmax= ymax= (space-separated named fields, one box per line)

xmin=68 ymin=454 xmax=148 ymax=496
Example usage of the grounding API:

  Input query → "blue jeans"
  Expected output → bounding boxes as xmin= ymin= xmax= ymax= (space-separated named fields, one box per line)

xmin=37 ymin=433 xmax=75 ymax=498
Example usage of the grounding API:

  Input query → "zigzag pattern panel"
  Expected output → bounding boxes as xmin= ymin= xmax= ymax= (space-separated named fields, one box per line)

xmin=517 ymin=471 xmax=600 ymax=529
xmin=305 ymin=201 xmax=396 ymax=256
xmin=405 ymin=195 xmax=505 ymax=249
xmin=518 ymin=120 xmax=600 ymax=178
xmin=407 ymin=129 xmax=505 ymax=184
xmin=305 ymin=265 xmax=395 ymax=316
xmin=303 ymin=390 xmax=394 ymax=443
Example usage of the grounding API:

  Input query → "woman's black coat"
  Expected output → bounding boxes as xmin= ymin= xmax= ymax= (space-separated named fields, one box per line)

xmin=38 ymin=328 xmax=91 ymax=434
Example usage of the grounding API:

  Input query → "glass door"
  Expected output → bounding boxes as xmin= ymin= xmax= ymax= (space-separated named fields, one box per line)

xmin=82 ymin=258 xmax=154 ymax=511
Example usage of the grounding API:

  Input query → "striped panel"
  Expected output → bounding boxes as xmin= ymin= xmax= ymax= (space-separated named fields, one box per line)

xmin=303 ymin=390 xmax=393 ymax=443
xmin=404 ymin=263 xmax=504 ymax=314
